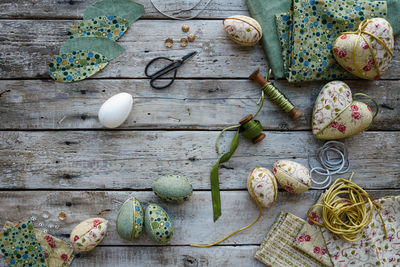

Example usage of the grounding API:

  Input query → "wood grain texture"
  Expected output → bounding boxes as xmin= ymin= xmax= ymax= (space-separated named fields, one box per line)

xmin=1 ymin=131 xmax=399 ymax=190
xmin=0 ymin=0 xmax=249 ymax=20
xmin=0 ymin=79 xmax=399 ymax=130
xmin=1 ymin=19 xmax=400 ymax=79
xmin=0 ymin=190 xmax=398 ymax=246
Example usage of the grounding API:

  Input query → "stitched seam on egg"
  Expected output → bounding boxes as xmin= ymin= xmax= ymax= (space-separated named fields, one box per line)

xmin=227 ymin=17 xmax=262 ymax=37
xmin=276 ymin=166 xmax=308 ymax=187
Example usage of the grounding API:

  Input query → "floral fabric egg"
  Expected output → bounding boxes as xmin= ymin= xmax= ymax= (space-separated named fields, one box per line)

xmin=333 ymin=18 xmax=394 ymax=80
xmin=144 ymin=204 xmax=173 ymax=243
xmin=223 ymin=15 xmax=262 ymax=46
xmin=246 ymin=167 xmax=278 ymax=208
xmin=152 ymin=175 xmax=193 ymax=203
xmin=273 ymin=160 xmax=311 ymax=194
xmin=116 ymin=197 xmax=144 ymax=241
xmin=312 ymin=81 xmax=376 ymax=140
xmin=70 ymin=217 xmax=107 ymax=252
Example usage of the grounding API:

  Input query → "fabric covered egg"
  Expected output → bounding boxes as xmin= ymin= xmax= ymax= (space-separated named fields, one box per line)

xmin=312 ymin=81 xmax=375 ymax=140
xmin=273 ymin=160 xmax=311 ymax=194
xmin=144 ymin=204 xmax=173 ymax=243
xmin=333 ymin=18 xmax=394 ymax=80
xmin=152 ymin=175 xmax=193 ymax=203
xmin=70 ymin=217 xmax=107 ymax=252
xmin=246 ymin=167 xmax=278 ymax=208
xmin=223 ymin=15 xmax=262 ymax=46
xmin=116 ymin=197 xmax=144 ymax=241
xmin=98 ymin=92 xmax=133 ymax=128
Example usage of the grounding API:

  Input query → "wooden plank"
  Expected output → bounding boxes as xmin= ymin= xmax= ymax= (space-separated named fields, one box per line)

xmin=0 ymin=79 xmax=398 ymax=130
xmin=0 ymin=131 xmax=399 ymax=190
xmin=0 ymin=0 xmax=249 ymax=20
xmin=0 ymin=190 xmax=398 ymax=246
xmin=73 ymin=246 xmax=263 ymax=267
xmin=1 ymin=19 xmax=400 ymax=79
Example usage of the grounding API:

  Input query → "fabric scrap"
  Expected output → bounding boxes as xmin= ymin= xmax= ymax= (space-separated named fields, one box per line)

xmin=49 ymin=50 xmax=108 ymax=82
xmin=0 ymin=221 xmax=47 ymax=267
xmin=84 ymin=0 xmax=145 ymax=26
xmin=294 ymin=194 xmax=333 ymax=266
xmin=68 ymin=16 xmax=129 ymax=41
xmin=60 ymin=37 xmax=125 ymax=60
xmin=255 ymin=212 xmax=323 ymax=266
xmin=4 ymin=221 xmax=74 ymax=267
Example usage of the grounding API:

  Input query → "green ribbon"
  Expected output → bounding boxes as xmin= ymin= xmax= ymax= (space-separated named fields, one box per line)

xmin=211 ymin=129 xmax=239 ymax=222
xmin=211 ymin=92 xmax=265 ymax=222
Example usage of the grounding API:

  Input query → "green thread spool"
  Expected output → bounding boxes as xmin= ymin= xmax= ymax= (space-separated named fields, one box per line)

xmin=239 ymin=114 xmax=265 ymax=144
xmin=249 ymin=68 xmax=303 ymax=121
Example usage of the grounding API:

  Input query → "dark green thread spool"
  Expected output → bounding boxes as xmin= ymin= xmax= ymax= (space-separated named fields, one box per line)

xmin=249 ymin=68 xmax=303 ymax=121
xmin=239 ymin=114 xmax=265 ymax=144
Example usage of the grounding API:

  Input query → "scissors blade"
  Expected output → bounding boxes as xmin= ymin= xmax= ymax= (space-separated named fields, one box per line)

xmin=181 ymin=51 xmax=197 ymax=62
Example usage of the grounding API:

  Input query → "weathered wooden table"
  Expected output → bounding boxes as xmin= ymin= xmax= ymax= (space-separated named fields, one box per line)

xmin=0 ymin=0 xmax=399 ymax=266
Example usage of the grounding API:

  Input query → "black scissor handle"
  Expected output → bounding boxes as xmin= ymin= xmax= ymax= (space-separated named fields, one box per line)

xmin=145 ymin=57 xmax=174 ymax=77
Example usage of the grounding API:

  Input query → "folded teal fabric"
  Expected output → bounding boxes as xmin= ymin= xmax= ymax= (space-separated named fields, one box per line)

xmin=246 ymin=0 xmax=290 ymax=79
xmin=246 ymin=0 xmax=399 ymax=80
xmin=275 ymin=0 xmax=387 ymax=82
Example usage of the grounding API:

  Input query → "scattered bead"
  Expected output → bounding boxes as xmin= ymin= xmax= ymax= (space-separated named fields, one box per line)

xmin=58 ymin=212 xmax=67 ymax=221
xmin=165 ymin=38 xmax=174 ymax=48
xmin=182 ymin=24 xmax=190 ymax=32
xmin=180 ymin=38 xmax=188 ymax=47
xmin=188 ymin=34 xmax=196 ymax=42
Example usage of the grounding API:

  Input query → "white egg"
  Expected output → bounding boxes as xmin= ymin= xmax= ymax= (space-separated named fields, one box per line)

xmin=98 ymin=92 xmax=133 ymax=128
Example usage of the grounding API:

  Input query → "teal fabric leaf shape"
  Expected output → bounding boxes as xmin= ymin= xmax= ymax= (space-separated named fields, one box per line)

xmin=60 ymin=37 xmax=125 ymax=60
xmin=49 ymin=50 xmax=108 ymax=82
xmin=84 ymin=0 xmax=145 ymax=26
xmin=68 ymin=16 xmax=129 ymax=41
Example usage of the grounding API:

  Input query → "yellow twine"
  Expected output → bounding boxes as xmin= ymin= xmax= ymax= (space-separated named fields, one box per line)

xmin=191 ymin=186 xmax=263 ymax=247
xmin=307 ymin=173 xmax=386 ymax=242
xmin=339 ymin=19 xmax=393 ymax=79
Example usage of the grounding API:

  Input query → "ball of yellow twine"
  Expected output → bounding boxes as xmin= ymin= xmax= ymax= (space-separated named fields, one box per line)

xmin=307 ymin=173 xmax=386 ymax=242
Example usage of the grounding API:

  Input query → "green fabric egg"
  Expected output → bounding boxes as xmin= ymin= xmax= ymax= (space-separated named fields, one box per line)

xmin=116 ymin=197 xmax=144 ymax=241
xmin=152 ymin=175 xmax=193 ymax=203
xmin=144 ymin=204 xmax=173 ymax=243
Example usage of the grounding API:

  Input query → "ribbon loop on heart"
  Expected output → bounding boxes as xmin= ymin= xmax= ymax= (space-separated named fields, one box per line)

xmin=339 ymin=19 xmax=394 ymax=79
xmin=353 ymin=93 xmax=379 ymax=119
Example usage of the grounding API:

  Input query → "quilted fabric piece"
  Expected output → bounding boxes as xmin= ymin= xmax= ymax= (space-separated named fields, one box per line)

xmin=333 ymin=18 xmax=394 ymax=80
xmin=70 ymin=218 xmax=108 ymax=252
xmin=49 ymin=50 xmax=108 ymax=82
xmin=322 ymin=195 xmax=400 ymax=266
xmin=312 ymin=81 xmax=374 ymax=140
xmin=68 ymin=16 xmax=129 ymax=41
xmin=255 ymin=212 xmax=324 ymax=266
xmin=84 ymin=0 xmax=145 ymax=26
xmin=4 ymin=222 xmax=74 ymax=267
xmin=293 ymin=194 xmax=333 ymax=266
xmin=60 ymin=37 xmax=125 ymax=60
xmin=275 ymin=0 xmax=387 ymax=82
xmin=0 ymin=221 xmax=47 ymax=267
xmin=315 ymin=100 xmax=373 ymax=139
xmin=312 ymin=81 xmax=353 ymax=134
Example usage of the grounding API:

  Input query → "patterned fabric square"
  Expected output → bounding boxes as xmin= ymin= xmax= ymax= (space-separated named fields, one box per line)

xmin=255 ymin=212 xmax=323 ymax=266
xmin=293 ymin=194 xmax=333 ymax=266
xmin=0 ymin=221 xmax=47 ymax=267
xmin=275 ymin=0 xmax=387 ymax=82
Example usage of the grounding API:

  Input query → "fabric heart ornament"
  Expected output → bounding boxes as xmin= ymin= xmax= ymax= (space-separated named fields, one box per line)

xmin=312 ymin=81 xmax=378 ymax=140
xmin=333 ymin=18 xmax=394 ymax=80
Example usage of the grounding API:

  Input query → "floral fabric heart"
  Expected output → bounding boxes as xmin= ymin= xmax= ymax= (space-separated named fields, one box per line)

xmin=333 ymin=18 xmax=394 ymax=80
xmin=312 ymin=81 xmax=377 ymax=140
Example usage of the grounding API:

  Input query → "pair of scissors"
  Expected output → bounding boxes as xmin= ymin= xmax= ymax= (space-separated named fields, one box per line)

xmin=145 ymin=51 xmax=197 ymax=89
